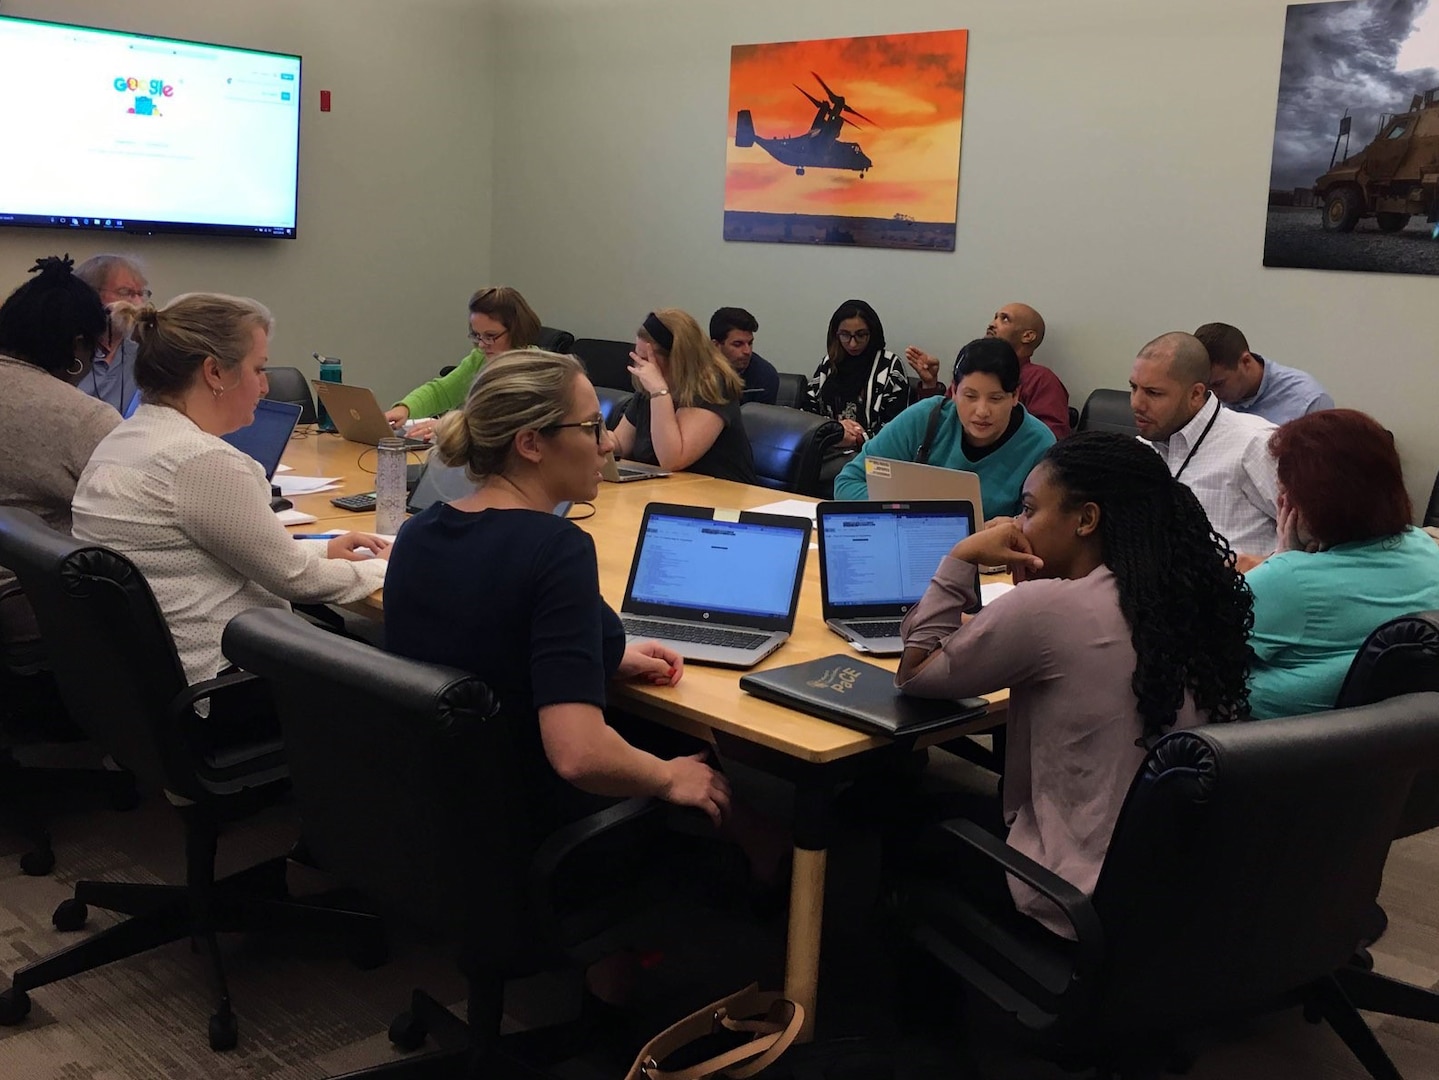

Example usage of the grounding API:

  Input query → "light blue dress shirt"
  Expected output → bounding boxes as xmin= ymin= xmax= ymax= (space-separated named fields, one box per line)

xmin=1230 ymin=355 xmax=1334 ymax=425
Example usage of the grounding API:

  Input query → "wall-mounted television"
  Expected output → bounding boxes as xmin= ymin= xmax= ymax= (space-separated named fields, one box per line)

xmin=0 ymin=15 xmax=301 ymax=239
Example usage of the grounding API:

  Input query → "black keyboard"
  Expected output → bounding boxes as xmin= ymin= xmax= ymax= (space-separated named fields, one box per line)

xmin=848 ymin=619 xmax=904 ymax=639
xmin=621 ymin=617 xmax=769 ymax=650
xmin=331 ymin=492 xmax=377 ymax=512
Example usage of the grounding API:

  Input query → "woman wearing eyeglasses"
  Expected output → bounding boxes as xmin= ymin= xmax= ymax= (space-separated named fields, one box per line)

xmin=610 ymin=308 xmax=757 ymax=484
xmin=384 ymin=349 xmax=731 ymax=832
xmin=383 ymin=286 xmax=542 ymax=431
xmin=804 ymin=299 xmax=912 ymax=449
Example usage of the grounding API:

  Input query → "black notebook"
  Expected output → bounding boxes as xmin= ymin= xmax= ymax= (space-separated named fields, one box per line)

xmin=739 ymin=655 xmax=988 ymax=737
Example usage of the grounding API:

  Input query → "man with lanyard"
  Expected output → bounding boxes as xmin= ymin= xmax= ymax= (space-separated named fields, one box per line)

xmin=74 ymin=254 xmax=150 ymax=413
xmin=1129 ymin=331 xmax=1278 ymax=556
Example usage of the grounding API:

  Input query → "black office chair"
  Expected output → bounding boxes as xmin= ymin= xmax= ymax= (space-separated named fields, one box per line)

xmin=1328 ymin=612 xmax=1439 ymax=1025
xmin=0 ymin=509 xmax=384 ymax=1052
xmin=263 ymin=365 xmax=319 ymax=425
xmin=1424 ymin=471 xmax=1439 ymax=529
xmin=0 ymin=583 xmax=137 ymax=876
xmin=741 ymin=403 xmax=843 ymax=498
xmin=1067 ymin=406 xmax=1080 ymax=433
xmin=222 ymin=608 xmax=686 ymax=1079
xmin=537 ymin=326 xmax=576 ymax=354
xmin=774 ymin=372 xmax=809 ymax=410
xmin=596 ymin=386 xmax=633 ymax=430
xmin=571 ymin=338 xmax=635 ymax=391
xmin=893 ymin=696 xmax=1439 ymax=1080
xmin=1076 ymin=389 xmax=1138 ymax=437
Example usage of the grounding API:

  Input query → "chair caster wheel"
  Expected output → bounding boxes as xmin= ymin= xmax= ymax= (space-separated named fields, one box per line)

xmin=388 ymin=1010 xmax=428 ymax=1052
xmin=52 ymin=899 xmax=88 ymax=931
xmin=20 ymin=847 xmax=55 ymax=877
xmin=0 ymin=987 xmax=32 ymax=1025
xmin=209 ymin=1008 xmax=238 ymax=1051
xmin=1349 ymin=946 xmax=1375 ymax=972
xmin=349 ymin=935 xmax=388 ymax=971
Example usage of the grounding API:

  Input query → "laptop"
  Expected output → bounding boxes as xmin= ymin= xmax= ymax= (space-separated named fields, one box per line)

xmin=863 ymin=457 xmax=985 ymax=523
xmin=601 ymin=452 xmax=670 ymax=483
xmin=816 ymin=499 xmax=978 ymax=656
xmin=619 ymin=503 xmax=811 ymax=668
xmin=403 ymin=453 xmax=574 ymax=518
xmin=310 ymin=381 xmax=431 ymax=450
xmin=221 ymin=399 xmax=302 ymax=480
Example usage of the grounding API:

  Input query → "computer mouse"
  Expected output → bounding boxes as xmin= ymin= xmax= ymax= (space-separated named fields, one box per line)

xmin=270 ymin=495 xmax=294 ymax=512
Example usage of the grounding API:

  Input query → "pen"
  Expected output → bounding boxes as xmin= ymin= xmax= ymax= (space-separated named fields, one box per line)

xmin=291 ymin=533 xmax=336 ymax=540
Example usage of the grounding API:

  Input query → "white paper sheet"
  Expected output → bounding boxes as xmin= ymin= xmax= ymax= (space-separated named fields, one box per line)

xmin=746 ymin=498 xmax=818 ymax=521
xmin=274 ymin=508 xmax=318 ymax=526
xmin=980 ymin=581 xmax=1015 ymax=606
xmin=275 ymin=475 xmax=343 ymax=496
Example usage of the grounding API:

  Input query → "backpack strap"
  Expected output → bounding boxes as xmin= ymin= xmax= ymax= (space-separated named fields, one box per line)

xmin=915 ymin=398 xmax=948 ymax=466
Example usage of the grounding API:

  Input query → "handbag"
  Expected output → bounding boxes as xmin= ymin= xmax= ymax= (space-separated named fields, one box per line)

xmin=624 ymin=983 xmax=804 ymax=1080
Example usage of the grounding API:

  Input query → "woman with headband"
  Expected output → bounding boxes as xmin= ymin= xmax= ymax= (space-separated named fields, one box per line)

xmin=610 ymin=308 xmax=757 ymax=484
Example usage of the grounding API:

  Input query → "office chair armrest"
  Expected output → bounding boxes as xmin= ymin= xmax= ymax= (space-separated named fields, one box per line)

xmin=166 ymin=670 xmax=263 ymax=723
xmin=931 ymin=818 xmax=1105 ymax=963
xmin=527 ymin=796 xmax=663 ymax=924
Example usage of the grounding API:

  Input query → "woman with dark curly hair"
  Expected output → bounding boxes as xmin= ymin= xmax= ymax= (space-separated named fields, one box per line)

xmin=896 ymin=431 xmax=1254 ymax=936
xmin=1247 ymin=409 xmax=1439 ymax=719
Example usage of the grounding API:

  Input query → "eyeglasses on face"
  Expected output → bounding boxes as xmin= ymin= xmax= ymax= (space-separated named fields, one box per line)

xmin=544 ymin=418 xmax=606 ymax=444
xmin=468 ymin=329 xmax=509 ymax=346
xmin=113 ymin=287 xmax=153 ymax=301
xmin=836 ymin=329 xmax=871 ymax=344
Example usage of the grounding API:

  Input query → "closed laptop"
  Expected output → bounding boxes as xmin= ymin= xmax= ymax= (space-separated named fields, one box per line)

xmin=619 ymin=503 xmax=810 ymax=668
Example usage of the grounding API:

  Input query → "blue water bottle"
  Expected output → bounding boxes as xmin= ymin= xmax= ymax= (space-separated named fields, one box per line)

xmin=313 ymin=352 xmax=342 ymax=432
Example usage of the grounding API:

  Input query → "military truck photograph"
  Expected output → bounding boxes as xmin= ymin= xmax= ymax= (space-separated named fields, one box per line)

xmin=1264 ymin=0 xmax=1439 ymax=276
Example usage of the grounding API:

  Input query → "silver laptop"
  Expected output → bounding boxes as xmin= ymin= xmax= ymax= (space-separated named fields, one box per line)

xmin=601 ymin=452 xmax=670 ymax=483
xmin=619 ymin=503 xmax=811 ymax=668
xmin=311 ymin=381 xmax=432 ymax=449
xmin=406 ymin=453 xmax=570 ymax=517
xmin=817 ymin=499 xmax=978 ymax=656
xmin=863 ymin=457 xmax=985 ymax=522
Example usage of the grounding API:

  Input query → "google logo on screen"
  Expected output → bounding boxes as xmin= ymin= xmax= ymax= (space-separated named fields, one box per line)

xmin=113 ymin=77 xmax=175 ymax=97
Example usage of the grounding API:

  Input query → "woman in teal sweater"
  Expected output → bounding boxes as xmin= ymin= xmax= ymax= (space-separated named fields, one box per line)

xmin=1247 ymin=409 xmax=1439 ymax=718
xmin=832 ymin=337 xmax=1055 ymax=517
xmin=384 ymin=286 xmax=542 ymax=429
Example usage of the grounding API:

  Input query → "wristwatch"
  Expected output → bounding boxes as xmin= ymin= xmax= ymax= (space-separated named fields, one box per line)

xmin=650 ymin=388 xmax=672 ymax=398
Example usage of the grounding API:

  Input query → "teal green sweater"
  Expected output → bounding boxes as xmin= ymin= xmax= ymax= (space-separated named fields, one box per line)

xmin=1247 ymin=527 xmax=1439 ymax=719
xmin=832 ymin=399 xmax=1055 ymax=516
xmin=397 ymin=347 xmax=486 ymax=418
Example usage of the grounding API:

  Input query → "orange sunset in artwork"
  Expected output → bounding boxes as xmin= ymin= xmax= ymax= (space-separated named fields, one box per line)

xmin=724 ymin=29 xmax=967 ymax=250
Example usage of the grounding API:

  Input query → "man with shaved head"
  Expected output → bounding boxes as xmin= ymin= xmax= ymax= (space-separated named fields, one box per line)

xmin=905 ymin=302 xmax=1071 ymax=437
xmin=1130 ymin=331 xmax=1278 ymax=554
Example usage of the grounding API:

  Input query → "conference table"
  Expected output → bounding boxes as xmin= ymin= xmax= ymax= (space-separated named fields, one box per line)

xmin=278 ymin=429 xmax=1005 ymax=1038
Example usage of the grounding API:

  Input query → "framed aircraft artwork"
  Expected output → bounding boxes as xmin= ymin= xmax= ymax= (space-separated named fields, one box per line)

xmin=724 ymin=29 xmax=968 ymax=251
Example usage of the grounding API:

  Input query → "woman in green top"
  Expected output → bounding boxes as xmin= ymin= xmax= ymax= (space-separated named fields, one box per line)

xmin=1247 ymin=408 xmax=1439 ymax=718
xmin=384 ymin=286 xmax=542 ymax=432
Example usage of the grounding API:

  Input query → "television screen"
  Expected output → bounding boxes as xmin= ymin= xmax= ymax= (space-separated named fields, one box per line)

xmin=0 ymin=16 xmax=300 ymax=239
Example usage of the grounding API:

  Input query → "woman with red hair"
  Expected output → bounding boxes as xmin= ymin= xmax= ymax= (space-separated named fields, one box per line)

xmin=1246 ymin=408 xmax=1439 ymax=718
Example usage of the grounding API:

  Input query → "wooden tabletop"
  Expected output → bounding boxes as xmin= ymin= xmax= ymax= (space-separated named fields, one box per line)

xmin=280 ymin=430 xmax=1004 ymax=764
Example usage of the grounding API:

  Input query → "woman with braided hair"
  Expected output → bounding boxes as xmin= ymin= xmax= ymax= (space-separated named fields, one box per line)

xmin=896 ymin=430 xmax=1254 ymax=936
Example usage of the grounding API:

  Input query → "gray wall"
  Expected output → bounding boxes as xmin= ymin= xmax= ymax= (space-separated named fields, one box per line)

xmin=0 ymin=0 xmax=494 ymax=403
xmin=490 ymin=0 xmax=1439 ymax=511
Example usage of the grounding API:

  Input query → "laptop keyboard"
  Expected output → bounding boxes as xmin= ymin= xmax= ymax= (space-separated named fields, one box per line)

xmin=848 ymin=619 xmax=904 ymax=639
xmin=621 ymin=617 xmax=769 ymax=650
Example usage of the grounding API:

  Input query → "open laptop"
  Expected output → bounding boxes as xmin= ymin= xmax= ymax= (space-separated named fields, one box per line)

xmin=221 ymin=399 xmax=302 ymax=480
xmin=311 ymin=381 xmax=431 ymax=449
xmin=816 ymin=499 xmax=978 ymax=655
xmin=403 ymin=453 xmax=575 ymax=518
xmin=619 ymin=503 xmax=811 ymax=668
xmin=601 ymin=452 xmax=670 ymax=483
xmin=863 ymin=457 xmax=985 ymax=522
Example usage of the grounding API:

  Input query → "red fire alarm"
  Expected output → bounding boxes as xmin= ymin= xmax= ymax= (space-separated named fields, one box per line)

xmin=320 ymin=90 xmax=331 ymax=112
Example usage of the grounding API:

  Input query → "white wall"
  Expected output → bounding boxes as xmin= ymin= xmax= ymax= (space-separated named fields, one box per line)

xmin=0 ymin=0 xmax=494 ymax=404
xmin=490 ymin=0 xmax=1439 ymax=511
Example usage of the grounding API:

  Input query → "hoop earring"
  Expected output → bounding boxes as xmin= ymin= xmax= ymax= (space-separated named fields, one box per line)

xmin=66 ymin=358 xmax=84 ymax=377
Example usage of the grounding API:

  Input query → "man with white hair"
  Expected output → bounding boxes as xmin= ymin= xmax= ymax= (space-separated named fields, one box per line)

xmin=73 ymin=254 xmax=150 ymax=412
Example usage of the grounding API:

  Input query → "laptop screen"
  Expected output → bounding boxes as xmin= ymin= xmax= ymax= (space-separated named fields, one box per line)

xmin=221 ymin=399 xmax=302 ymax=479
xmin=628 ymin=510 xmax=807 ymax=621
xmin=821 ymin=506 xmax=973 ymax=610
